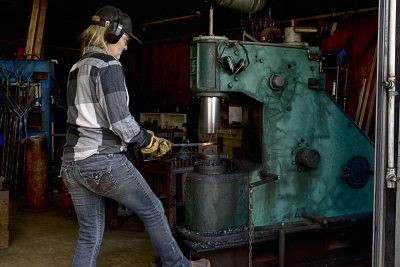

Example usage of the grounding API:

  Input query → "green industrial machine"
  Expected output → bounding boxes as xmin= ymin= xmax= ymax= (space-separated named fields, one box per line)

xmin=178 ymin=36 xmax=374 ymax=266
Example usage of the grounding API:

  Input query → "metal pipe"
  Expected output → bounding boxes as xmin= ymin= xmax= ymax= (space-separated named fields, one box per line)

xmin=293 ymin=27 xmax=318 ymax=33
xmin=279 ymin=229 xmax=285 ymax=267
xmin=372 ymin=0 xmax=389 ymax=265
xmin=242 ymin=30 xmax=259 ymax=42
xmin=172 ymin=142 xmax=217 ymax=147
xmin=143 ymin=11 xmax=201 ymax=27
xmin=385 ymin=0 xmax=397 ymax=188
xmin=209 ymin=6 xmax=214 ymax=36
xmin=343 ymin=68 xmax=349 ymax=111
xmin=389 ymin=0 xmax=400 ymax=261
xmin=199 ymin=97 xmax=221 ymax=134
xmin=332 ymin=81 xmax=337 ymax=101
xmin=142 ymin=7 xmax=378 ymax=44
xmin=14 ymin=118 xmax=22 ymax=195
xmin=10 ymin=117 xmax=17 ymax=196
xmin=260 ymin=28 xmax=281 ymax=42
xmin=277 ymin=7 xmax=378 ymax=26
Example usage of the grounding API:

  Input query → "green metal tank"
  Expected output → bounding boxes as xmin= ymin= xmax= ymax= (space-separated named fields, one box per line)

xmin=186 ymin=161 xmax=260 ymax=232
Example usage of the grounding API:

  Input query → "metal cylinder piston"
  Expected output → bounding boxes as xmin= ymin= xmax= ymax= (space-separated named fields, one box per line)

xmin=199 ymin=97 xmax=221 ymax=134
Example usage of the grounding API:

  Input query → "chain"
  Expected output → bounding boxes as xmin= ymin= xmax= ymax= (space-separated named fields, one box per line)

xmin=249 ymin=188 xmax=254 ymax=267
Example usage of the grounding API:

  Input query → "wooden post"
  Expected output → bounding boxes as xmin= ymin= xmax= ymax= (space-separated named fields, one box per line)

xmin=25 ymin=0 xmax=40 ymax=58
xmin=365 ymin=81 xmax=377 ymax=136
xmin=358 ymin=45 xmax=377 ymax=129
xmin=25 ymin=0 xmax=48 ymax=59
xmin=355 ymin=78 xmax=367 ymax=124
xmin=33 ymin=0 xmax=48 ymax=58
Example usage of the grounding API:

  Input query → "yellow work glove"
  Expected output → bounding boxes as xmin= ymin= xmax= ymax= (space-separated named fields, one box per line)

xmin=140 ymin=130 xmax=157 ymax=154
xmin=140 ymin=130 xmax=173 ymax=157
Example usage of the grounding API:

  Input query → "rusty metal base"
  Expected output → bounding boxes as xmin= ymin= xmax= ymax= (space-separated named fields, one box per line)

xmin=176 ymin=213 xmax=373 ymax=266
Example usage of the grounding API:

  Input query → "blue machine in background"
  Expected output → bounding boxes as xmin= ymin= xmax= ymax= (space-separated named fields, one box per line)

xmin=0 ymin=59 xmax=54 ymax=194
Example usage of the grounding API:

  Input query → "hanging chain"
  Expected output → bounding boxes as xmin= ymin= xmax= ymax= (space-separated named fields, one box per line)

xmin=249 ymin=188 xmax=254 ymax=267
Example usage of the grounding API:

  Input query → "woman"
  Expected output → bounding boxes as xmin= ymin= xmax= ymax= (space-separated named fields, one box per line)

xmin=60 ymin=6 xmax=209 ymax=267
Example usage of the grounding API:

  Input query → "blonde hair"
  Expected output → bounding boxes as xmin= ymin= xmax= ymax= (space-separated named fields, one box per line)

xmin=79 ymin=25 xmax=109 ymax=56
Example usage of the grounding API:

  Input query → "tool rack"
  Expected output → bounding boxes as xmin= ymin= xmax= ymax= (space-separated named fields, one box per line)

xmin=0 ymin=59 xmax=54 ymax=194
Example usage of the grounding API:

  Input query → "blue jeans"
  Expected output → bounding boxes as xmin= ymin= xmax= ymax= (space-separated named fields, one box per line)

xmin=60 ymin=154 xmax=190 ymax=267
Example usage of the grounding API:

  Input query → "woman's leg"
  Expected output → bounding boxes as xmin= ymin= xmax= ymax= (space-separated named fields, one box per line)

xmin=61 ymin=162 xmax=106 ymax=267
xmin=106 ymin=155 xmax=190 ymax=267
xmin=62 ymin=154 xmax=190 ymax=267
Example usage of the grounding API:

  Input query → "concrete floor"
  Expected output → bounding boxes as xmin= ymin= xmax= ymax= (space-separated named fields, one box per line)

xmin=0 ymin=192 xmax=158 ymax=267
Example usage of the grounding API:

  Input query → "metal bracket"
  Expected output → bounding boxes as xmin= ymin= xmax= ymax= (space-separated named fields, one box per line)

xmin=385 ymin=168 xmax=397 ymax=188
xmin=249 ymin=172 xmax=280 ymax=188
xmin=302 ymin=211 xmax=328 ymax=228
xmin=382 ymin=78 xmax=395 ymax=90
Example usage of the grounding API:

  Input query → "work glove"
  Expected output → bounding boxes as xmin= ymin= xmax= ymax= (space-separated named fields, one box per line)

xmin=140 ymin=130 xmax=173 ymax=157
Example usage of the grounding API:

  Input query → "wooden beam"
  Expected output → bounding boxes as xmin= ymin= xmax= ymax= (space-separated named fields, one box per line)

xmin=25 ymin=0 xmax=40 ymax=58
xmin=355 ymin=78 xmax=366 ymax=124
xmin=25 ymin=0 xmax=48 ymax=59
xmin=358 ymin=45 xmax=377 ymax=129
xmin=365 ymin=81 xmax=377 ymax=136
xmin=32 ymin=0 xmax=48 ymax=58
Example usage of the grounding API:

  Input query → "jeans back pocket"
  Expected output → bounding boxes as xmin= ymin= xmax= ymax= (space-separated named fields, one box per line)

xmin=79 ymin=165 xmax=116 ymax=195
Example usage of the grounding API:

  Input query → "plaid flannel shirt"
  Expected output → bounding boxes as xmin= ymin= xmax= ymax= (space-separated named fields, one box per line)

xmin=62 ymin=46 xmax=151 ymax=162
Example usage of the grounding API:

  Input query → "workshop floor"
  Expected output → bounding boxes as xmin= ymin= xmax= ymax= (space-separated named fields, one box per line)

xmin=0 ymin=192 xmax=159 ymax=267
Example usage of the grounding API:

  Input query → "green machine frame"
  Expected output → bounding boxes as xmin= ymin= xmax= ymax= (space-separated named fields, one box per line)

xmin=186 ymin=36 xmax=374 ymax=232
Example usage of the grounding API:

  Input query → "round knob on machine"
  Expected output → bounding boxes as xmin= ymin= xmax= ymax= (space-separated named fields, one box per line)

xmin=269 ymin=74 xmax=285 ymax=91
xmin=295 ymin=148 xmax=321 ymax=168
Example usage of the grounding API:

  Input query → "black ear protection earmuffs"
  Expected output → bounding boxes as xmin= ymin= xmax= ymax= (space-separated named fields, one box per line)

xmin=104 ymin=7 xmax=126 ymax=44
xmin=218 ymin=41 xmax=250 ymax=75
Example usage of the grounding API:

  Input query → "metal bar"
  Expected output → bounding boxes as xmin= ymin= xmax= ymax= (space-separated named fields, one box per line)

xmin=242 ymin=30 xmax=259 ymax=42
xmin=14 ymin=118 xmax=22 ymax=194
xmin=249 ymin=174 xmax=279 ymax=188
xmin=385 ymin=0 xmax=397 ymax=188
xmin=372 ymin=0 xmax=389 ymax=265
xmin=279 ymin=229 xmax=285 ymax=267
xmin=389 ymin=0 xmax=400 ymax=261
xmin=143 ymin=11 xmax=201 ymax=27
xmin=138 ymin=7 xmax=379 ymax=44
xmin=0 ymin=110 xmax=6 ymax=178
xmin=276 ymin=7 xmax=379 ymax=26
xmin=209 ymin=6 xmax=214 ymax=36
xmin=293 ymin=27 xmax=317 ymax=33
xmin=1 ymin=112 xmax=8 ymax=184
xmin=171 ymin=142 xmax=217 ymax=147
xmin=343 ymin=68 xmax=349 ymax=111
xmin=10 ymin=117 xmax=17 ymax=196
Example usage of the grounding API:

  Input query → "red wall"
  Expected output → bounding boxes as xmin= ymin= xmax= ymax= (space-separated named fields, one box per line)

xmin=321 ymin=14 xmax=378 ymax=136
